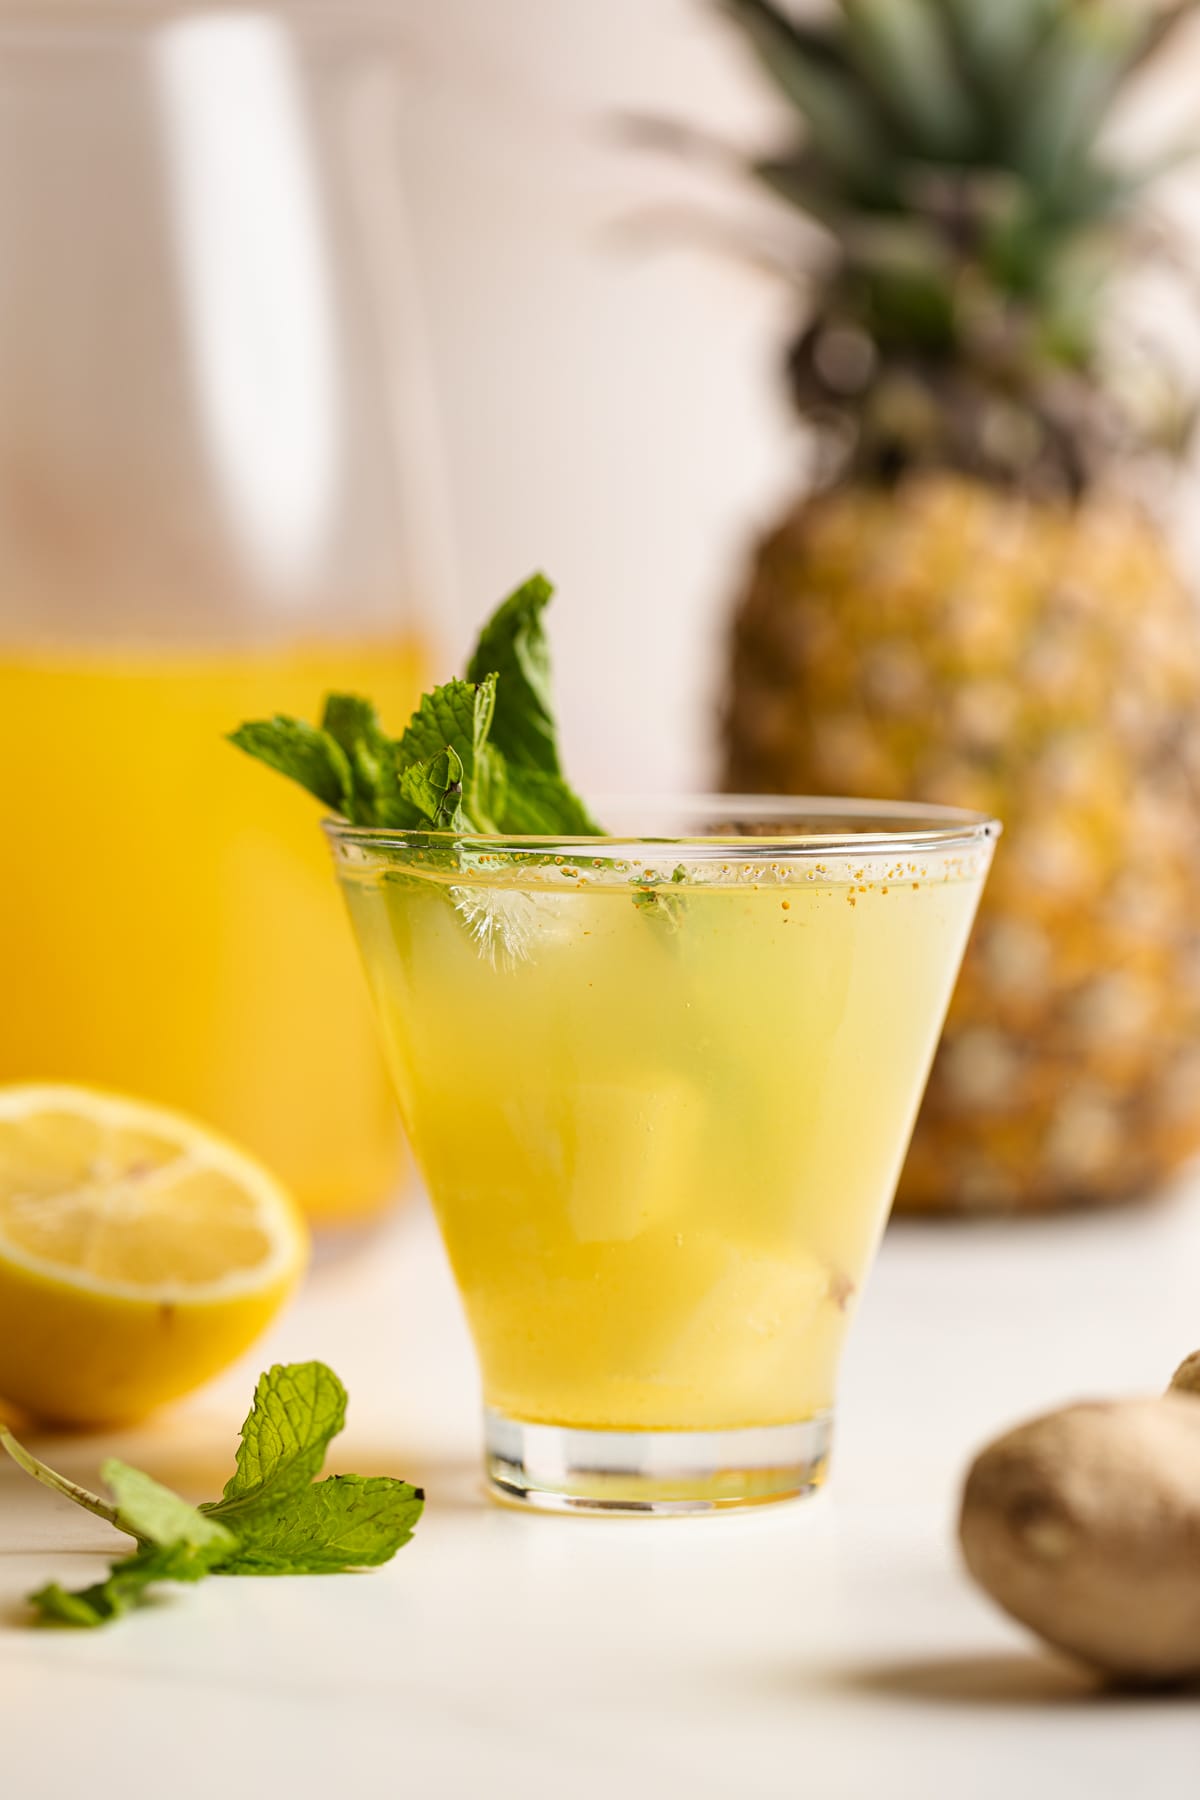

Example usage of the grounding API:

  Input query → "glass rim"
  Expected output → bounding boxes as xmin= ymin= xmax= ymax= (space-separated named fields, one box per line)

xmin=323 ymin=794 xmax=1001 ymax=862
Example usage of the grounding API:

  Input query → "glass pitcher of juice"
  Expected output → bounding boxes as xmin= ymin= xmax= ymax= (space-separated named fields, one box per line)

xmin=0 ymin=5 xmax=449 ymax=1223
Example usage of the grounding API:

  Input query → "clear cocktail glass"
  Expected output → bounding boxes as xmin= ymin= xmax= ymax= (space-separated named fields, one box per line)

xmin=327 ymin=797 xmax=998 ymax=1513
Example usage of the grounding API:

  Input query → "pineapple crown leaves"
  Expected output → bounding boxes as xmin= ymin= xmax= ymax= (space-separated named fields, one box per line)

xmin=722 ymin=1 xmax=1195 ymax=210
xmin=666 ymin=0 xmax=1200 ymax=489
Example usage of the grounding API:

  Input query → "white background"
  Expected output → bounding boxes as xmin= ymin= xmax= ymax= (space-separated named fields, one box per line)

xmin=394 ymin=0 xmax=826 ymax=794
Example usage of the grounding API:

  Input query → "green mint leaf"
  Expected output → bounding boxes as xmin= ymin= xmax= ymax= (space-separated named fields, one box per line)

xmin=496 ymin=770 xmax=604 ymax=836
xmin=633 ymin=864 xmax=690 ymax=930
xmin=32 ymin=1541 xmax=226 ymax=1629
xmin=8 ymin=1361 xmax=422 ymax=1629
xmin=398 ymin=746 xmax=467 ymax=831
xmin=473 ymin=742 xmax=509 ymax=834
xmin=229 ymin=574 xmax=603 ymax=842
xmin=466 ymin=573 xmax=604 ymax=835
xmin=204 ymin=1361 xmax=348 ymax=1522
xmin=466 ymin=572 xmax=560 ymax=773
xmin=320 ymin=693 xmax=388 ymax=786
xmin=101 ymin=1460 xmax=235 ymax=1555
xmin=205 ymin=1363 xmax=423 ymax=1573
xmin=319 ymin=694 xmax=414 ymax=827
xmin=319 ymin=694 xmax=431 ymax=830
xmin=396 ymin=674 xmax=495 ymax=771
xmin=30 ymin=1577 xmax=125 ymax=1627
xmin=394 ymin=674 xmax=502 ymax=832
xmin=228 ymin=718 xmax=353 ymax=817
xmin=216 ymin=1474 xmax=424 ymax=1575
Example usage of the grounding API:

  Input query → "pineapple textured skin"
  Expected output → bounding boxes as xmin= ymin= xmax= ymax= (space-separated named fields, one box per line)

xmin=726 ymin=475 xmax=1200 ymax=1211
xmin=708 ymin=0 xmax=1200 ymax=1210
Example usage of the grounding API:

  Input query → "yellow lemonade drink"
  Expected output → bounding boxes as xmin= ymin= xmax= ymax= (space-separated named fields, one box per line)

xmin=0 ymin=637 xmax=427 ymax=1224
xmin=332 ymin=803 xmax=995 ymax=1504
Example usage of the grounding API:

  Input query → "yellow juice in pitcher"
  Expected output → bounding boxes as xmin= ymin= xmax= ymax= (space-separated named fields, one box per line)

xmin=0 ymin=636 xmax=428 ymax=1224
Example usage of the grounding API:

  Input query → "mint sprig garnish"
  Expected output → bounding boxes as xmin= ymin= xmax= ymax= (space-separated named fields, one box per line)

xmin=0 ymin=1361 xmax=423 ymax=1627
xmin=229 ymin=573 xmax=602 ymax=837
xmin=228 ymin=716 xmax=355 ymax=817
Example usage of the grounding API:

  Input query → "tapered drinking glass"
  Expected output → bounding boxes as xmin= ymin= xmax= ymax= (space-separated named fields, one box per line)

xmin=329 ymin=797 xmax=998 ymax=1512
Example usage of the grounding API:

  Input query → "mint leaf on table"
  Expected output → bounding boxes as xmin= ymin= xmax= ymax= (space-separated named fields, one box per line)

xmin=15 ymin=1455 xmax=236 ymax=1627
xmin=103 ymin=1460 xmax=236 ymax=1554
xmin=32 ymin=1542 xmax=227 ymax=1629
xmin=203 ymin=1364 xmax=422 ymax=1575
xmin=0 ymin=1361 xmax=423 ymax=1628
xmin=216 ymin=1474 xmax=423 ymax=1575
xmin=204 ymin=1361 xmax=348 ymax=1519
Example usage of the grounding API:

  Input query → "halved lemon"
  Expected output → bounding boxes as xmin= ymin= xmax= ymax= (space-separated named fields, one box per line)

xmin=0 ymin=1084 xmax=309 ymax=1427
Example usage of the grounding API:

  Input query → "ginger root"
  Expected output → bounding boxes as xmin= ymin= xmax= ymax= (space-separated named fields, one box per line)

xmin=959 ymin=1366 xmax=1200 ymax=1684
xmin=1170 ymin=1350 xmax=1200 ymax=1397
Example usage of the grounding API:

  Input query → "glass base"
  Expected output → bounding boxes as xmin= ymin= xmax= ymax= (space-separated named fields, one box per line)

xmin=484 ymin=1408 xmax=833 ymax=1515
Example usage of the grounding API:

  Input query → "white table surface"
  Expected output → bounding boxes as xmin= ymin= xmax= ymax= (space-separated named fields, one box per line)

xmin=4 ymin=1181 xmax=1200 ymax=1799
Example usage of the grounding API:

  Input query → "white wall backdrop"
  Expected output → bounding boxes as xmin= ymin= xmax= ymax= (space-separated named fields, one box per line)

xmin=392 ymin=0 xmax=795 ymax=794
xmin=391 ymin=0 xmax=1200 ymax=796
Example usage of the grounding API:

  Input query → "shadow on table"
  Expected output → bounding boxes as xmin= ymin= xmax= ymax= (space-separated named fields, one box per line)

xmin=307 ymin=1191 xmax=427 ymax=1277
xmin=331 ymin=1445 xmax=486 ymax=1515
xmin=826 ymin=1652 xmax=1198 ymax=1708
xmin=114 ymin=1441 xmax=487 ymax=1516
xmin=3 ymin=1422 xmax=487 ymax=1517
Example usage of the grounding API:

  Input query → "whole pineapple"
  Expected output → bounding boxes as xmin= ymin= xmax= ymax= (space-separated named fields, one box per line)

xmin=719 ymin=0 xmax=1200 ymax=1211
